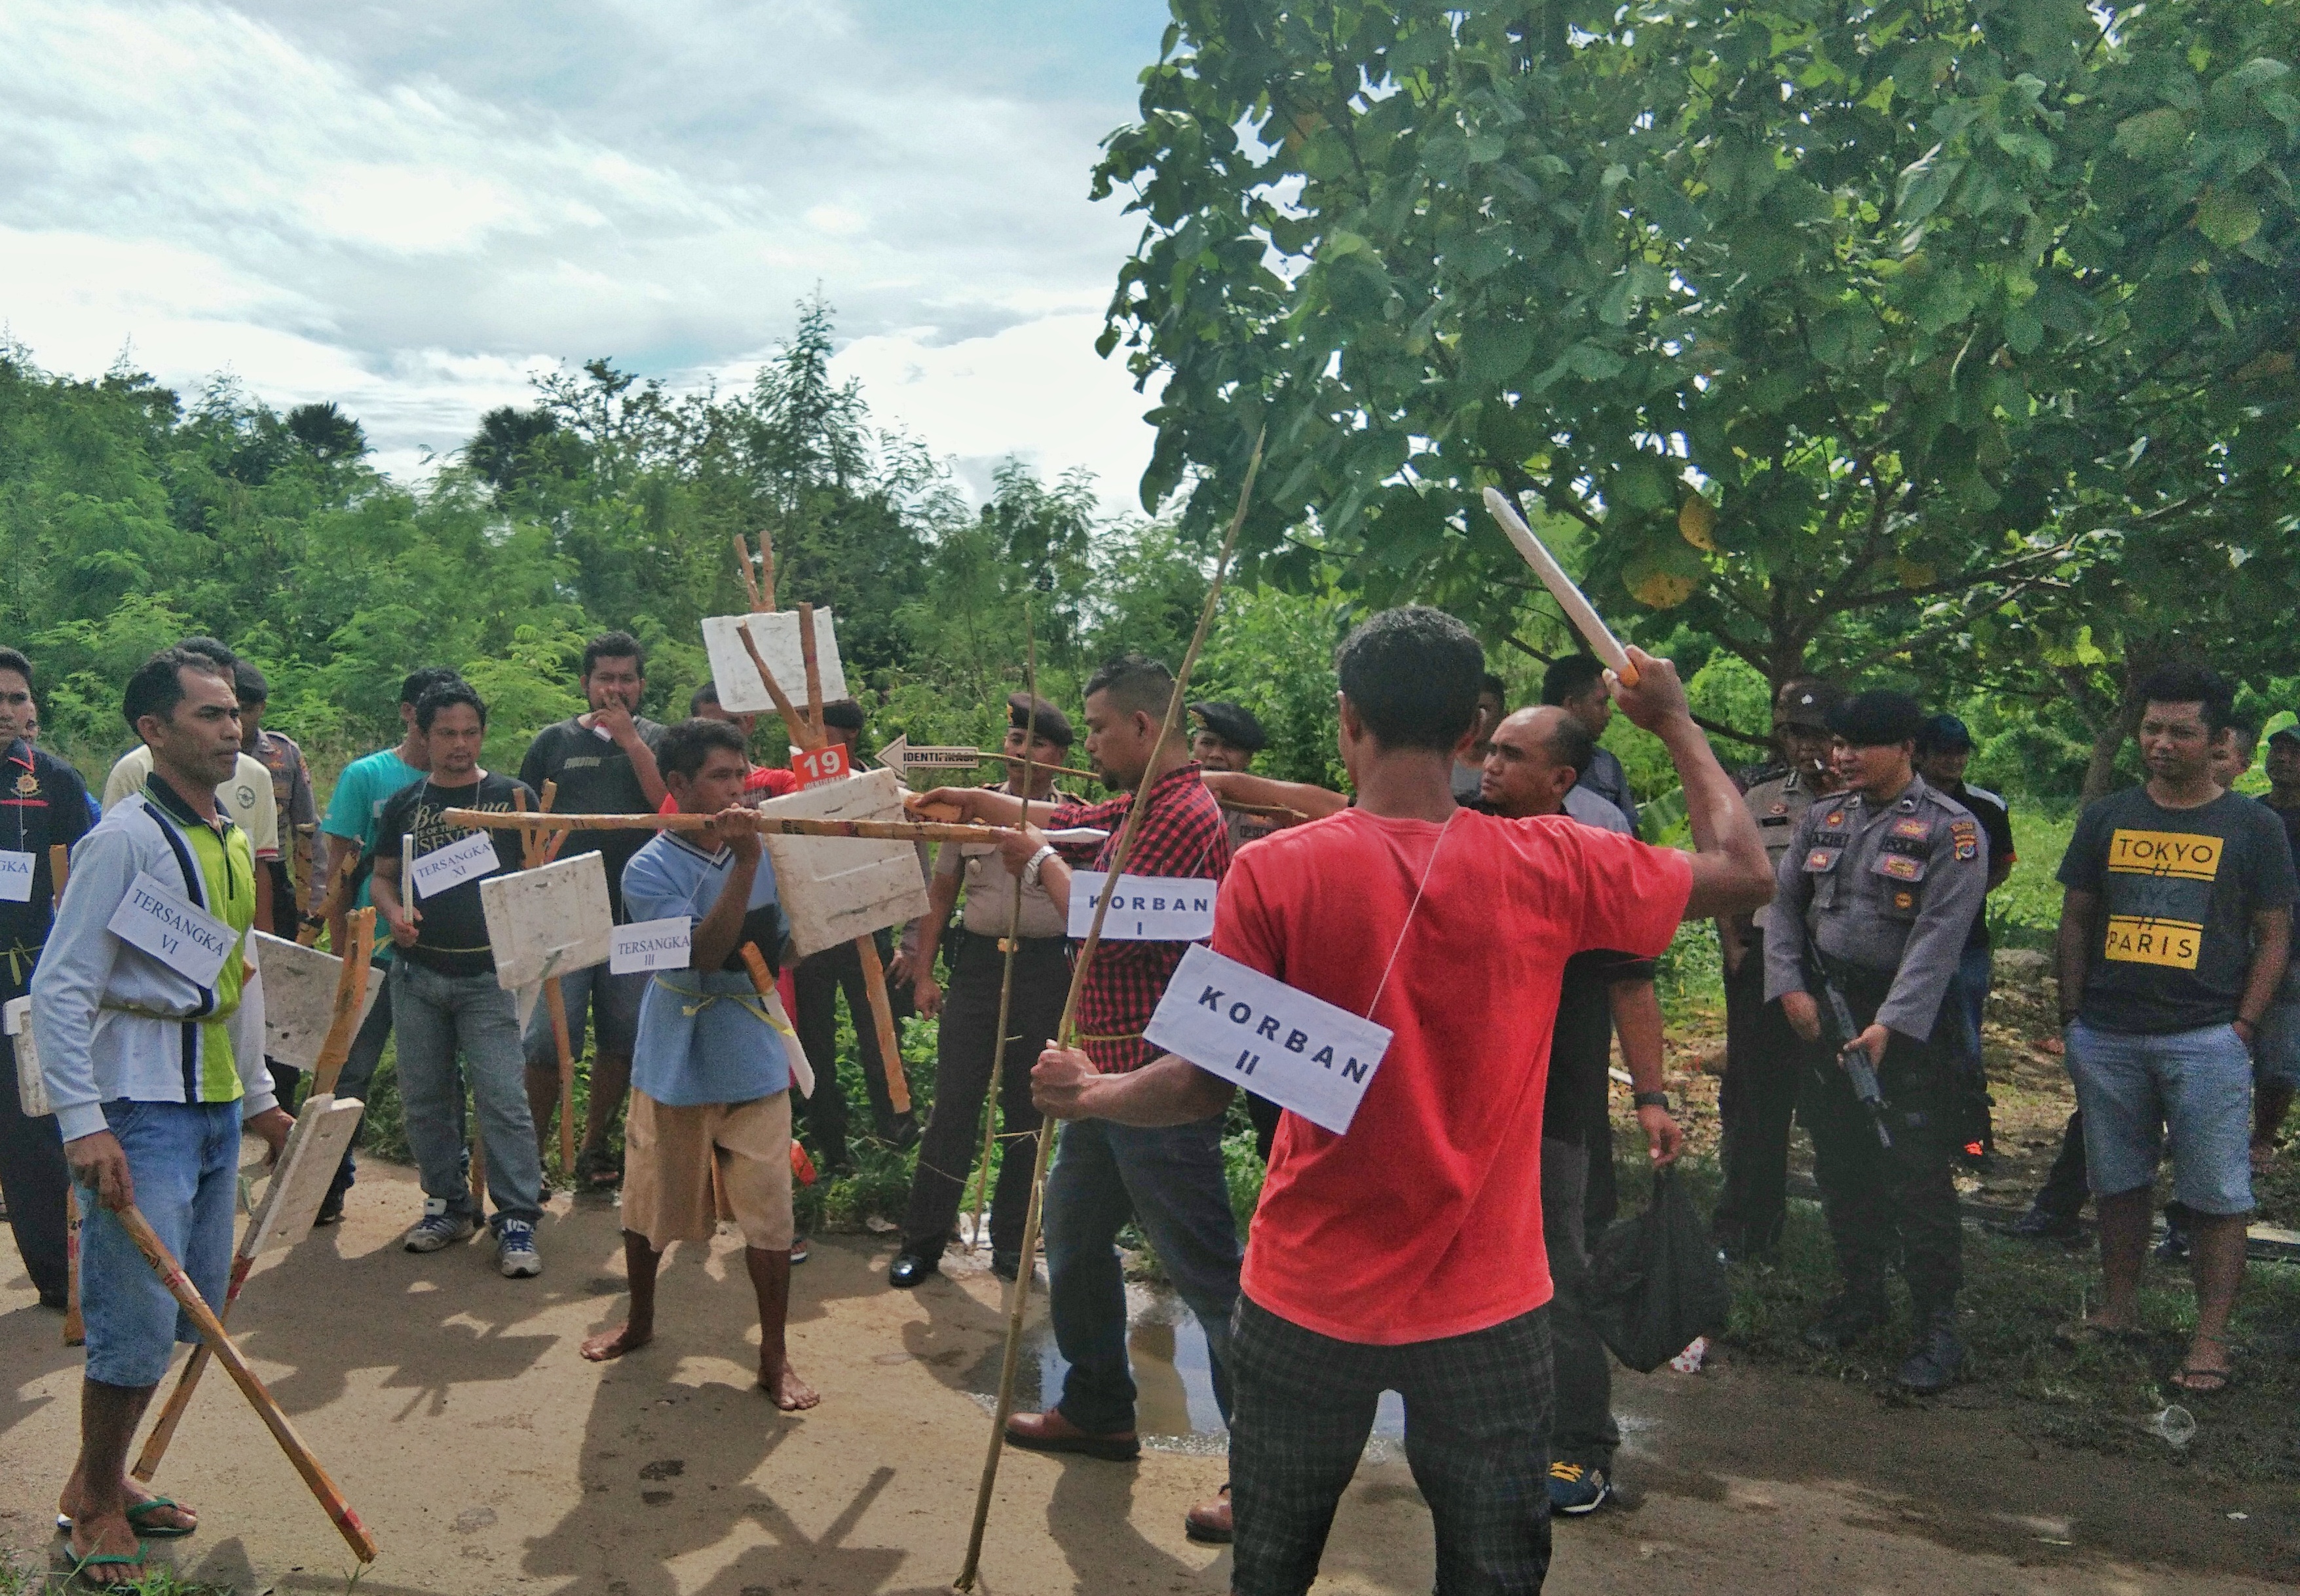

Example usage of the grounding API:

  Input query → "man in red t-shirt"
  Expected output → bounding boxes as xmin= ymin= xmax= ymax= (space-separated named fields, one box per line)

xmin=1033 ymin=608 xmax=1773 ymax=1596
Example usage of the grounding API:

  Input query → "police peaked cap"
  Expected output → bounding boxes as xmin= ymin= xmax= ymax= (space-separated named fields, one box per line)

xmin=1828 ymin=690 xmax=1927 ymax=747
xmin=1773 ymin=680 xmax=1845 ymax=732
xmin=1008 ymin=692 xmax=1075 ymax=748
xmin=1188 ymin=700 xmax=1268 ymax=752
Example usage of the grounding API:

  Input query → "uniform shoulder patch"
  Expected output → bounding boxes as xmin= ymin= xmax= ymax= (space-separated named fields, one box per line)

xmin=1950 ymin=818 xmax=1980 ymax=861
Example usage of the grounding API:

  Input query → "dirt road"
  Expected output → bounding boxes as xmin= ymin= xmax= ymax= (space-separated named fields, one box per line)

xmin=3 ymin=1160 xmax=2288 ymax=1594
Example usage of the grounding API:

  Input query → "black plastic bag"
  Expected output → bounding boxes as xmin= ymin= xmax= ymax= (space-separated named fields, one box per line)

xmin=1587 ymin=1167 xmax=1730 ymax=1373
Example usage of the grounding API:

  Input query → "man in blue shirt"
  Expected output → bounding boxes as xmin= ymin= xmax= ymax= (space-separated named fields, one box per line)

xmin=578 ymin=718 xmax=818 ymax=1411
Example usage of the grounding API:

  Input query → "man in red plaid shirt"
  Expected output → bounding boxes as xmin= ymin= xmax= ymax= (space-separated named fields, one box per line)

xmin=917 ymin=654 xmax=1241 ymax=1539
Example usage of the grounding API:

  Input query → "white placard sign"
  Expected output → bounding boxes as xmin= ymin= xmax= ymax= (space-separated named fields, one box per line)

xmin=409 ymin=829 xmax=501 ymax=900
xmin=1144 ymin=944 xmax=1393 ymax=1136
xmin=480 ymin=852 xmax=614 ymax=993
xmin=0 ymin=850 xmax=33 ymax=902
xmin=1066 ymin=871 xmax=1219 ymax=942
xmin=107 ymin=870 xmax=235 ymax=987
xmin=7 ymin=995 xmax=47 ymax=1119
xmin=702 ymin=610 xmax=849 ymax=716
xmin=252 ymin=932 xmax=382 ymax=1072
xmin=611 ymin=917 xmax=692 ymax=974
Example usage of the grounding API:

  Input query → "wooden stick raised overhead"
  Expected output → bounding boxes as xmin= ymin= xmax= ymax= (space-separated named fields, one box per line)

xmin=953 ymin=426 xmax=1264 ymax=1593
xmin=1480 ymin=485 xmax=1641 ymax=686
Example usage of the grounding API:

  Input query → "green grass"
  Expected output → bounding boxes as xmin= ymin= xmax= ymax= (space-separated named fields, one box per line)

xmin=0 ymin=1547 xmax=244 ymax=1596
xmin=1614 ymin=1143 xmax=2300 ymax=1483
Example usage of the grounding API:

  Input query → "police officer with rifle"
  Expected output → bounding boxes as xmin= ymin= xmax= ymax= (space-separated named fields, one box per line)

xmin=1765 ymin=691 xmax=1987 ymax=1393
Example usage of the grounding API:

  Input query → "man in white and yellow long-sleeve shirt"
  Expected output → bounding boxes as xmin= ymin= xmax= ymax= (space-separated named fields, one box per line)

xmin=33 ymin=646 xmax=290 ymax=1576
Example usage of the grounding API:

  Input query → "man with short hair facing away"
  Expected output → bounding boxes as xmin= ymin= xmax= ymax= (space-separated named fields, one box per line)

xmin=518 ymin=631 xmax=669 ymax=1189
xmin=1541 ymin=654 xmax=1639 ymax=832
xmin=368 ymin=684 xmax=547 ymax=1277
xmin=35 ymin=648 xmax=293 ymax=1574
xmin=889 ymin=694 xmax=1076 ymax=1288
xmin=104 ymin=637 xmax=280 ymax=933
xmin=0 ymin=646 xmax=92 ymax=1314
xmin=313 ymin=664 xmax=460 ymax=1221
xmin=1712 ymin=680 xmax=1845 ymax=1261
xmin=917 ymin=654 xmax=1239 ymax=1536
xmin=2054 ymin=666 xmax=2291 ymax=1394
xmin=1032 ymin=610 xmax=1772 ymax=1594
xmin=2251 ymin=721 xmax=2300 ymax=1168
xmin=1480 ymin=704 xmax=1687 ymax=1519
xmin=580 ymin=718 xmax=817 ymax=1409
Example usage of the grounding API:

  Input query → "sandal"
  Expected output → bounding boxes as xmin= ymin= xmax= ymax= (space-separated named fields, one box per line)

xmin=65 ymin=1545 xmax=148 ymax=1593
xmin=2169 ymin=1332 xmax=2236 ymax=1394
xmin=55 ymin=1497 xmax=197 ymax=1539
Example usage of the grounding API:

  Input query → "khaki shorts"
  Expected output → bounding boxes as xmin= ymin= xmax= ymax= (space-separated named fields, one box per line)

xmin=621 ymin=1090 xmax=795 ymax=1252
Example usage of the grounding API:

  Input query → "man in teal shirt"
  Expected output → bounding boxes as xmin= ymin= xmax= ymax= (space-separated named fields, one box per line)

xmin=314 ymin=665 xmax=461 ymax=1219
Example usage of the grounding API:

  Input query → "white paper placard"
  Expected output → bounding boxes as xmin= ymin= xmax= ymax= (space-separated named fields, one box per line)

xmin=1066 ymin=871 xmax=1219 ymax=942
xmin=107 ymin=869 xmax=235 ymax=986
xmin=758 ymin=768 xmax=930 ymax=956
xmin=611 ymin=916 xmax=692 ymax=974
xmin=480 ymin=852 xmax=614 ymax=992
xmin=7 ymin=995 xmax=47 ymax=1119
xmin=251 ymin=933 xmax=382 ymax=1073
xmin=702 ymin=610 xmax=849 ymax=716
xmin=246 ymin=1094 xmax=365 ymax=1253
xmin=0 ymin=850 xmax=33 ymax=902
xmin=409 ymin=828 xmax=501 ymax=900
xmin=1145 ymin=944 xmax=1393 ymax=1135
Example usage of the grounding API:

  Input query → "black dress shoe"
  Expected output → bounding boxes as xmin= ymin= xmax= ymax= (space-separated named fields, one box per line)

xmin=888 ymin=1252 xmax=940 ymax=1288
xmin=881 ymin=1111 xmax=922 ymax=1149
xmin=990 ymin=1249 xmax=1023 ymax=1282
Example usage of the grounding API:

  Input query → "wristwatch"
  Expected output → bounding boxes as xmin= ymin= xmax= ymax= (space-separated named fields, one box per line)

xmin=1632 ymin=1090 xmax=1672 ymax=1111
xmin=1021 ymin=843 xmax=1057 ymax=889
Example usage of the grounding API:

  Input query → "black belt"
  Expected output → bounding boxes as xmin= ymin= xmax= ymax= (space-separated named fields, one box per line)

xmin=954 ymin=927 xmax=1066 ymax=957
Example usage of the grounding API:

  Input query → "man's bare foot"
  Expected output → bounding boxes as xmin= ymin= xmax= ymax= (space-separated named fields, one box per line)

xmin=761 ymin=1358 xmax=819 ymax=1411
xmin=58 ymin=1479 xmax=195 ymax=1534
xmin=2252 ymin=1140 xmax=2278 ymax=1175
xmin=67 ymin=1508 xmax=141 ymax=1565
xmin=580 ymin=1322 xmax=652 ymax=1362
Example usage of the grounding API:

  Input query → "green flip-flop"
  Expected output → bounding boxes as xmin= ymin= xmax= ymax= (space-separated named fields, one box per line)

xmin=66 ymin=1547 xmax=149 ymax=1593
xmin=56 ymin=1497 xmax=197 ymax=1538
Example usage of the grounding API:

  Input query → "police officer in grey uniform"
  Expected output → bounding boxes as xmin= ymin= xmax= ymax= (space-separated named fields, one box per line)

xmin=1712 ymin=680 xmax=1845 ymax=1259
xmin=1765 ymin=690 xmax=1987 ymax=1392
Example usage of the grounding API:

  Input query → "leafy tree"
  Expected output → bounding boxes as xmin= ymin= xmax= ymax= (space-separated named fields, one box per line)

xmin=1093 ymin=0 xmax=2300 ymax=757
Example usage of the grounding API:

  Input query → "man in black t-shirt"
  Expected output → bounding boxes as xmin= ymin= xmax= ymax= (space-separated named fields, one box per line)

xmin=1480 ymin=703 xmax=1681 ymax=1517
xmin=0 ymin=646 xmax=92 ymax=1310
xmin=372 ymin=683 xmax=546 ymax=1278
xmin=2054 ymin=666 xmax=2292 ymax=1394
xmin=516 ymin=631 xmax=669 ymax=1188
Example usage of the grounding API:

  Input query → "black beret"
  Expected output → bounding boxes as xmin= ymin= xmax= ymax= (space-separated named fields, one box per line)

xmin=820 ymin=698 xmax=865 ymax=732
xmin=1829 ymin=690 xmax=1926 ymax=747
xmin=1189 ymin=700 xmax=1267 ymax=752
xmin=1008 ymin=692 xmax=1074 ymax=748
xmin=1917 ymin=713 xmax=1973 ymax=754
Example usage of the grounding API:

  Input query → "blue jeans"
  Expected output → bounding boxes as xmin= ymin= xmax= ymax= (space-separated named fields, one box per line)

xmin=325 ymin=953 xmax=395 ymax=1206
xmin=2067 ymin=1018 xmax=2254 ymax=1215
xmin=1951 ymin=944 xmax=1992 ymax=1062
xmin=1044 ymin=1115 xmax=1243 ymax=1436
xmin=390 ymin=958 xmax=545 ymax=1228
xmin=77 ymin=1099 xmax=242 ymax=1387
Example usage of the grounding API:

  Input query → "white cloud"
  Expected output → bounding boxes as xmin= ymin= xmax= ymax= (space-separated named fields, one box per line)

xmin=0 ymin=0 xmax=1162 ymax=501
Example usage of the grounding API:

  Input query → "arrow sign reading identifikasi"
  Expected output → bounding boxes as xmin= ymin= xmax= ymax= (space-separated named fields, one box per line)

xmin=876 ymin=733 xmax=1096 ymax=784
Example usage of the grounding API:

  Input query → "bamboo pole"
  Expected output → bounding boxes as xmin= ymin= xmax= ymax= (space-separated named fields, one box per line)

xmin=968 ymin=608 xmax=1039 ymax=1254
xmin=112 ymin=1203 xmax=379 ymax=1561
xmin=134 ymin=911 xmax=377 ymax=1483
xmin=443 ymin=809 xmax=1040 ymax=845
xmin=952 ymin=429 xmax=1264 ymax=1593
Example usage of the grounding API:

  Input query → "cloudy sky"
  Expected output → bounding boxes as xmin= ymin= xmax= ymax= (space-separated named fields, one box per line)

xmin=0 ymin=1 xmax=1173 ymax=503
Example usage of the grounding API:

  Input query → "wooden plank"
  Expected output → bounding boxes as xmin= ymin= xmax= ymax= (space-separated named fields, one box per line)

xmin=757 ymin=770 xmax=932 ymax=958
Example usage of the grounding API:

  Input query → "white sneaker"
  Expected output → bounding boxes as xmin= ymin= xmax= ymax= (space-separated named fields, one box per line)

xmin=403 ymin=1198 xmax=478 ymax=1253
xmin=496 ymin=1218 xmax=542 ymax=1278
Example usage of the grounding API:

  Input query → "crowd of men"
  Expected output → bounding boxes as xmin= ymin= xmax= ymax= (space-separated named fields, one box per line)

xmin=0 ymin=614 xmax=2289 ymax=1593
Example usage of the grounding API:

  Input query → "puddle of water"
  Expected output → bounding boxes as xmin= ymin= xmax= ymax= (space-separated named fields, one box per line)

xmin=966 ymin=1281 xmax=1405 ymax=1451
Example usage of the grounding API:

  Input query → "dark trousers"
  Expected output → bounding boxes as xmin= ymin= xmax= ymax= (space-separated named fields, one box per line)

xmin=791 ymin=930 xmax=907 ymax=1168
xmin=1228 ymin=1295 xmax=1553 ymax=1596
xmin=2031 ymin=1109 xmax=2090 ymax=1218
xmin=1541 ymin=1138 xmax=1616 ymax=1469
xmin=1044 ymin=1115 xmax=1243 ymax=1435
xmin=1713 ymin=932 xmax=1815 ymax=1253
xmin=0 ymin=1034 xmax=69 ymax=1301
xmin=325 ymin=955 xmax=396 ymax=1204
xmin=899 ymin=931 xmax=1065 ymax=1258
xmin=1801 ymin=967 xmax=1963 ymax=1314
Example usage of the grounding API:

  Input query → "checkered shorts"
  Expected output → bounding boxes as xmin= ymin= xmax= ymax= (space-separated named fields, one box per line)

xmin=1227 ymin=1296 xmax=1553 ymax=1595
